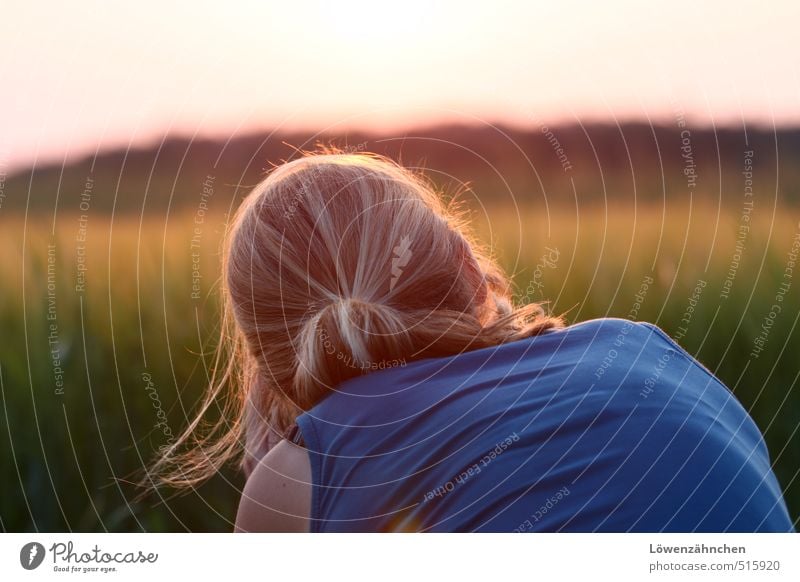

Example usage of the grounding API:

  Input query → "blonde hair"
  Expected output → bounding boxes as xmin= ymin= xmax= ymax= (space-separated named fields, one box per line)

xmin=150 ymin=151 xmax=563 ymax=488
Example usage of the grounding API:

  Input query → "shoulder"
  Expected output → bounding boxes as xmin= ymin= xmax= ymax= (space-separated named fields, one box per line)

xmin=555 ymin=317 xmax=672 ymax=358
xmin=566 ymin=317 xmax=691 ymax=359
xmin=569 ymin=318 xmax=736 ymax=421
xmin=565 ymin=316 xmax=654 ymax=337
xmin=235 ymin=438 xmax=312 ymax=532
xmin=578 ymin=320 xmax=769 ymax=461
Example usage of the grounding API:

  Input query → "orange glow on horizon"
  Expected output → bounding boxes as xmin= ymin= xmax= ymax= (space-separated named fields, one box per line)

xmin=1 ymin=0 xmax=798 ymax=169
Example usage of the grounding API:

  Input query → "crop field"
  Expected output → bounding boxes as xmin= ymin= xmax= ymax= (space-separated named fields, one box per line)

xmin=1 ymin=196 xmax=797 ymax=532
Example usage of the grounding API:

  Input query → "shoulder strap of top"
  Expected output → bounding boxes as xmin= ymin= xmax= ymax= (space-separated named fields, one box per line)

xmin=283 ymin=422 xmax=306 ymax=448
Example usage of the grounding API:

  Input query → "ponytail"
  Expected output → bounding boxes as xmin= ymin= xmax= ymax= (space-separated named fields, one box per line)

xmin=293 ymin=299 xmax=409 ymax=404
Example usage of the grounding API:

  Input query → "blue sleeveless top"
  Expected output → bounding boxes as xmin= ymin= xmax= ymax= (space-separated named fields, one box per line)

xmin=295 ymin=318 xmax=793 ymax=532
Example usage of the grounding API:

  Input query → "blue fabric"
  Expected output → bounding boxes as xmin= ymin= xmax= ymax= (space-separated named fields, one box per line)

xmin=295 ymin=318 xmax=794 ymax=532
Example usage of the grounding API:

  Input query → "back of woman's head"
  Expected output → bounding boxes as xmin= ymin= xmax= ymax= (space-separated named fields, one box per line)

xmin=151 ymin=151 xmax=563 ymax=488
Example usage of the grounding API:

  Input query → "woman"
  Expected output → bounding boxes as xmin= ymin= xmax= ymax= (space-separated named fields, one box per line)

xmin=152 ymin=152 xmax=793 ymax=532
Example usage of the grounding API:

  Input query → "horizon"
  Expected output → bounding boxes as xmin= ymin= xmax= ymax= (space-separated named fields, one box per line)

xmin=4 ymin=117 xmax=799 ymax=176
xmin=2 ymin=0 xmax=799 ymax=171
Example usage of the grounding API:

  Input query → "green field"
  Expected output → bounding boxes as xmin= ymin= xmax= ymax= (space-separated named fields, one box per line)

xmin=1 ymin=200 xmax=798 ymax=531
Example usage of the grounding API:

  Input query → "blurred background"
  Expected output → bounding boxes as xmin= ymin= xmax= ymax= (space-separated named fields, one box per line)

xmin=0 ymin=0 xmax=798 ymax=532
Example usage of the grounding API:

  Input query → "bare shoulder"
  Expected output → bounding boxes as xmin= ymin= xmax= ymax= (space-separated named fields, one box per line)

xmin=234 ymin=439 xmax=312 ymax=532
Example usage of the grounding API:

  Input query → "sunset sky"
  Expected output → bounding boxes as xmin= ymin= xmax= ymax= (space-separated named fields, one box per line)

xmin=1 ymin=0 xmax=798 ymax=170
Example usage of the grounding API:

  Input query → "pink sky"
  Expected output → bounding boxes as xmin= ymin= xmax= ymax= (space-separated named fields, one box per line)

xmin=1 ymin=0 xmax=798 ymax=170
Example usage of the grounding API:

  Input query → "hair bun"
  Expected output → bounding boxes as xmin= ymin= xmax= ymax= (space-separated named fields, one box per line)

xmin=293 ymin=297 xmax=413 ymax=405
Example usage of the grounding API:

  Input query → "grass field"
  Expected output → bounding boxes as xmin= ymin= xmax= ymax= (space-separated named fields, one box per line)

xmin=1 ymin=201 xmax=798 ymax=531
